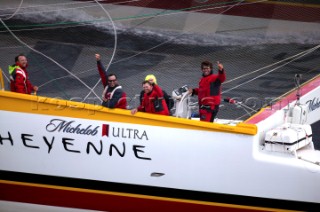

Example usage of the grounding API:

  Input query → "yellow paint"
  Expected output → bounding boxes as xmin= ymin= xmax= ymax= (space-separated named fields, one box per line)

xmin=0 ymin=180 xmax=301 ymax=212
xmin=244 ymin=108 xmax=267 ymax=123
xmin=0 ymin=68 xmax=4 ymax=91
xmin=0 ymin=91 xmax=257 ymax=135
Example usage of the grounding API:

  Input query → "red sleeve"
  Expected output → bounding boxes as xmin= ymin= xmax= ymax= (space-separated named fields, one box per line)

xmin=26 ymin=78 xmax=35 ymax=93
xmin=97 ymin=61 xmax=107 ymax=87
xmin=14 ymin=73 xmax=27 ymax=94
xmin=193 ymin=88 xmax=199 ymax=95
xmin=218 ymin=69 xmax=226 ymax=83
xmin=137 ymin=95 xmax=145 ymax=112
xmin=153 ymin=84 xmax=164 ymax=97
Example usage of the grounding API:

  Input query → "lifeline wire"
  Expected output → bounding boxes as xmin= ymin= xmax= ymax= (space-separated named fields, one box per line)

xmin=1 ymin=0 xmax=24 ymax=20
xmin=6 ymin=0 xmax=265 ymax=90
xmin=80 ymin=0 xmax=244 ymax=100
xmin=223 ymin=44 xmax=320 ymax=85
xmin=82 ymin=0 xmax=118 ymax=102
xmin=0 ymin=68 xmax=10 ymax=83
xmin=0 ymin=0 xmax=141 ymax=13
xmin=101 ymin=0 xmax=267 ymax=65
xmin=111 ymin=0 xmax=247 ymax=65
xmin=0 ymin=0 xmax=24 ymax=84
xmin=0 ymin=1 xmax=249 ymax=34
xmin=1 ymin=0 xmax=317 ymax=114
xmin=0 ymin=0 xmax=268 ymax=34
xmin=222 ymin=44 xmax=320 ymax=94
xmin=232 ymin=45 xmax=320 ymax=120
xmin=41 ymin=44 xmax=319 ymax=91
xmin=0 ymin=0 xmax=248 ymax=35
xmin=0 ymin=0 xmax=262 ymax=34
xmin=76 ymin=0 xmax=244 ymax=102
xmin=36 ymin=0 xmax=266 ymax=89
xmin=0 ymin=18 xmax=101 ymax=100
xmin=0 ymin=0 xmax=141 ymax=19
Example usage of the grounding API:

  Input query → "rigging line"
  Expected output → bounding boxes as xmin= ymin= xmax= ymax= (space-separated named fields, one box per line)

xmin=32 ymin=0 xmax=247 ymax=89
xmin=0 ymin=1 xmax=90 ymax=11
xmin=82 ymin=0 xmax=118 ymax=102
xmin=2 ymin=0 xmax=24 ymax=21
xmin=0 ymin=0 xmax=255 ymax=30
xmin=110 ymin=0 xmax=244 ymax=22
xmin=98 ymin=0 xmax=265 ymax=23
xmin=37 ymin=47 xmax=161 ymax=87
xmin=40 ymin=47 xmax=146 ymax=87
xmin=227 ymin=44 xmax=320 ymax=88
xmin=222 ymin=44 xmax=320 ymax=94
xmin=0 ymin=0 xmax=97 ymax=12
xmin=109 ymin=0 xmax=270 ymax=65
xmin=0 ymin=18 xmax=101 ymax=100
xmin=235 ymin=112 xmax=251 ymax=121
xmin=109 ymin=0 xmax=142 ymax=5
xmin=0 ymin=45 xmax=28 ymax=49
xmin=0 ymin=0 xmax=141 ymax=17
xmin=0 ymin=0 xmax=265 ymax=34
xmin=223 ymin=44 xmax=320 ymax=85
xmin=237 ymin=102 xmax=258 ymax=113
xmin=0 ymin=69 xmax=10 ymax=83
xmin=258 ymin=65 xmax=319 ymax=105
xmin=265 ymin=72 xmax=320 ymax=107
xmin=39 ymin=74 xmax=73 ymax=88
xmin=29 ymin=0 xmax=264 ymax=88
xmin=126 ymin=0 xmax=240 ymax=29
xmin=115 ymin=0 xmax=250 ymax=21
xmin=237 ymin=104 xmax=253 ymax=118
xmin=238 ymin=74 xmax=320 ymax=121
xmin=223 ymin=45 xmax=320 ymax=94
xmin=111 ymin=0 xmax=246 ymax=65
xmin=124 ymin=0 xmax=200 ymax=37
xmin=0 ymin=4 xmax=97 ymax=17
xmin=0 ymin=0 xmax=141 ymax=12
xmin=0 ymin=21 xmax=95 ymax=33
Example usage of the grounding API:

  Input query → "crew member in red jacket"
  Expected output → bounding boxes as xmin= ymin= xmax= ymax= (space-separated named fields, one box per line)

xmin=9 ymin=54 xmax=38 ymax=94
xmin=95 ymin=54 xmax=127 ymax=109
xmin=189 ymin=61 xmax=226 ymax=122
xmin=131 ymin=81 xmax=169 ymax=116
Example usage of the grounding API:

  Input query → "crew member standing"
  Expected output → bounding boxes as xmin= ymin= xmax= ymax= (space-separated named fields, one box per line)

xmin=131 ymin=80 xmax=169 ymax=116
xmin=189 ymin=61 xmax=226 ymax=122
xmin=139 ymin=74 xmax=174 ymax=115
xmin=95 ymin=54 xmax=127 ymax=109
xmin=9 ymin=54 xmax=38 ymax=94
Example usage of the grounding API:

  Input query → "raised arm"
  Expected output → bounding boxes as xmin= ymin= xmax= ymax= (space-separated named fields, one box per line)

xmin=95 ymin=54 xmax=108 ymax=88
xmin=217 ymin=61 xmax=226 ymax=83
xmin=26 ymin=78 xmax=38 ymax=93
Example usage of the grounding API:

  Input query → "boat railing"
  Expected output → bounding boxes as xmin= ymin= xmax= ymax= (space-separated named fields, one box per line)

xmin=0 ymin=68 xmax=5 ymax=91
